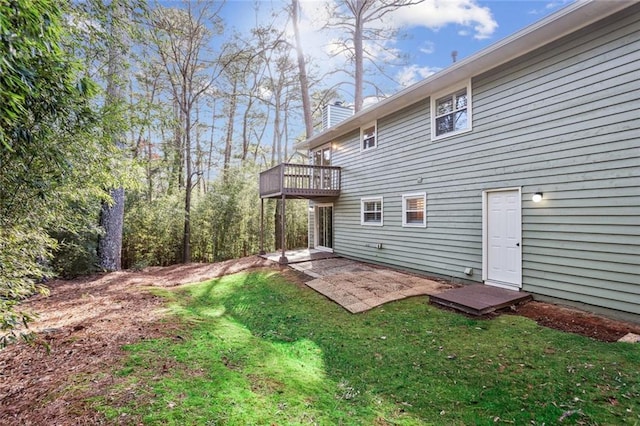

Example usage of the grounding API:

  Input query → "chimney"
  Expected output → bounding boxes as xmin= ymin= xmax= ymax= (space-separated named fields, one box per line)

xmin=322 ymin=101 xmax=353 ymax=130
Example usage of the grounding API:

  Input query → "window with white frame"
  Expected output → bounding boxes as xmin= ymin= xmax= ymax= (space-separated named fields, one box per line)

xmin=361 ymin=197 xmax=383 ymax=226
xmin=402 ymin=193 xmax=427 ymax=227
xmin=361 ymin=122 xmax=377 ymax=150
xmin=431 ymin=81 xmax=472 ymax=139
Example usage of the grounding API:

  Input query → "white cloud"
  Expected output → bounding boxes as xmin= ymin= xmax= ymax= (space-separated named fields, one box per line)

xmin=396 ymin=64 xmax=440 ymax=88
xmin=295 ymin=1 xmax=349 ymax=71
xmin=362 ymin=95 xmax=383 ymax=109
xmin=420 ymin=41 xmax=436 ymax=54
xmin=389 ymin=0 xmax=498 ymax=40
xmin=300 ymin=0 xmax=334 ymax=29
xmin=257 ymin=85 xmax=273 ymax=100
xmin=289 ymin=0 xmax=497 ymax=105
xmin=325 ymin=38 xmax=347 ymax=58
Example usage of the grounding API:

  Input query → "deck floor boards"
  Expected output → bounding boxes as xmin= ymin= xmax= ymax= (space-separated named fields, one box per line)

xmin=430 ymin=285 xmax=532 ymax=315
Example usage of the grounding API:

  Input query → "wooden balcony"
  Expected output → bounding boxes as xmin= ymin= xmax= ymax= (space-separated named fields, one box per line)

xmin=259 ymin=163 xmax=341 ymax=200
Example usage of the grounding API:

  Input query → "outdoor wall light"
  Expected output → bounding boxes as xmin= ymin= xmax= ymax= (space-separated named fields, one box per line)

xmin=532 ymin=192 xmax=543 ymax=203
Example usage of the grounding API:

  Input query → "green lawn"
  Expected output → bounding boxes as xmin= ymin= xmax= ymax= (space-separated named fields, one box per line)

xmin=96 ymin=270 xmax=640 ymax=425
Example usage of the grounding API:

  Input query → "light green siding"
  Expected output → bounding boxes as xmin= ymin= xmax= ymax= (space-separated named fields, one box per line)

xmin=328 ymin=6 xmax=640 ymax=316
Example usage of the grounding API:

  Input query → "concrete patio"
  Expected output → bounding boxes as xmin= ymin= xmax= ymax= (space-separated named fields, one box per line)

xmin=262 ymin=250 xmax=453 ymax=313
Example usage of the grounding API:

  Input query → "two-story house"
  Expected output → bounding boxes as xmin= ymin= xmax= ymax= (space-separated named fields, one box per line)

xmin=260 ymin=0 xmax=640 ymax=321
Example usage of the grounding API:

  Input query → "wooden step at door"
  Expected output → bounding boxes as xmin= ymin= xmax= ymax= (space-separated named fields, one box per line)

xmin=430 ymin=284 xmax=532 ymax=316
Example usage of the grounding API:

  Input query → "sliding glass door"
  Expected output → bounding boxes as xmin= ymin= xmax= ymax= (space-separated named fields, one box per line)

xmin=316 ymin=204 xmax=333 ymax=251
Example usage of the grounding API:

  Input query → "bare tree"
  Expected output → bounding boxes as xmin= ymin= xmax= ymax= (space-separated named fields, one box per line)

xmin=149 ymin=2 xmax=224 ymax=263
xmin=219 ymin=21 xmax=292 ymax=172
xmin=218 ymin=43 xmax=256 ymax=178
xmin=130 ymin=49 xmax=169 ymax=201
xmin=324 ymin=0 xmax=423 ymax=112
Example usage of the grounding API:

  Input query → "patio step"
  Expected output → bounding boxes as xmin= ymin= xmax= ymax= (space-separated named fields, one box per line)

xmin=260 ymin=249 xmax=338 ymax=264
xmin=430 ymin=284 xmax=532 ymax=316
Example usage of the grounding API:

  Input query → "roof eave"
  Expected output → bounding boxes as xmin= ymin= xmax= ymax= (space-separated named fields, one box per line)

xmin=297 ymin=0 xmax=635 ymax=151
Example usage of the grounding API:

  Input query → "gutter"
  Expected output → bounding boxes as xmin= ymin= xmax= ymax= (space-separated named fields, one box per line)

xmin=297 ymin=0 xmax=636 ymax=151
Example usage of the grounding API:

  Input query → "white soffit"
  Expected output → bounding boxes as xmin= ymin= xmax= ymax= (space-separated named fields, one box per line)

xmin=299 ymin=0 xmax=636 ymax=151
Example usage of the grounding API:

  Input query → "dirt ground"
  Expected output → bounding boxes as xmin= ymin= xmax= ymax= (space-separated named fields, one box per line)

xmin=1 ymin=256 xmax=639 ymax=425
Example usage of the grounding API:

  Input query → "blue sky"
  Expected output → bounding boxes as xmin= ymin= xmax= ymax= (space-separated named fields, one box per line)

xmin=219 ymin=0 xmax=574 ymax=105
xmin=149 ymin=0 xmax=577 ymax=165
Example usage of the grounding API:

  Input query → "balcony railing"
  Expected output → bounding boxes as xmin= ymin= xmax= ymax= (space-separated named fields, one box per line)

xmin=259 ymin=163 xmax=341 ymax=199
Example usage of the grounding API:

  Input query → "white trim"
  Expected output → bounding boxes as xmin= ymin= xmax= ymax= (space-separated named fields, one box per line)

xmin=484 ymin=281 xmax=519 ymax=291
xmin=431 ymin=80 xmax=472 ymax=141
xmin=482 ymin=187 xmax=522 ymax=289
xmin=314 ymin=246 xmax=333 ymax=253
xmin=314 ymin=203 xmax=334 ymax=252
xmin=361 ymin=196 xmax=384 ymax=226
xmin=360 ymin=121 xmax=377 ymax=151
xmin=402 ymin=192 xmax=427 ymax=227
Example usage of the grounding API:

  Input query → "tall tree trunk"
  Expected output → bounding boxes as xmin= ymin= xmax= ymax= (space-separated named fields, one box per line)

xmin=223 ymin=79 xmax=238 ymax=181
xmin=354 ymin=0 xmax=364 ymax=112
xmin=273 ymin=87 xmax=282 ymax=164
xmin=283 ymin=94 xmax=290 ymax=161
xmin=195 ymin=100 xmax=205 ymax=195
xmin=292 ymin=0 xmax=313 ymax=137
xmin=182 ymin=83 xmax=192 ymax=263
xmin=206 ymin=98 xmax=216 ymax=193
xmin=183 ymin=179 xmax=192 ymax=263
xmin=98 ymin=188 xmax=125 ymax=270
xmin=147 ymin=129 xmax=153 ymax=202
xmin=274 ymin=199 xmax=282 ymax=250
xmin=98 ymin=1 xmax=127 ymax=272
xmin=241 ymin=97 xmax=253 ymax=162
xmin=175 ymin=101 xmax=185 ymax=189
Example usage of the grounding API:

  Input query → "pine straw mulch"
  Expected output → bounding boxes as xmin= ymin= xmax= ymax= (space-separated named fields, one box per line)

xmin=1 ymin=256 xmax=639 ymax=425
xmin=0 ymin=256 xmax=275 ymax=426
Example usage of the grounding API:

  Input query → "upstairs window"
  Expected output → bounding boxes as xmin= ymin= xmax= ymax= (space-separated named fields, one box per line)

xmin=402 ymin=193 xmax=427 ymax=227
xmin=361 ymin=196 xmax=383 ymax=226
xmin=361 ymin=122 xmax=377 ymax=151
xmin=432 ymin=81 xmax=472 ymax=140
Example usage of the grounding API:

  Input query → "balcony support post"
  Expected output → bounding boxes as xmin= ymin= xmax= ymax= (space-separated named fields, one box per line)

xmin=278 ymin=194 xmax=288 ymax=265
xmin=259 ymin=198 xmax=265 ymax=255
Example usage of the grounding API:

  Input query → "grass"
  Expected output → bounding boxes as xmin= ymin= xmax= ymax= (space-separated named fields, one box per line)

xmin=95 ymin=270 xmax=640 ymax=425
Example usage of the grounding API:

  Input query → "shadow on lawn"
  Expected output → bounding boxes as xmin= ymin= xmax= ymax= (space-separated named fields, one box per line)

xmin=154 ymin=271 xmax=640 ymax=426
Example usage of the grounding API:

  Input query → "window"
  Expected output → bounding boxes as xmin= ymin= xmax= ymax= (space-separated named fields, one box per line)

xmin=431 ymin=81 xmax=472 ymax=139
xmin=361 ymin=122 xmax=377 ymax=151
xmin=402 ymin=193 xmax=427 ymax=227
xmin=361 ymin=197 xmax=383 ymax=226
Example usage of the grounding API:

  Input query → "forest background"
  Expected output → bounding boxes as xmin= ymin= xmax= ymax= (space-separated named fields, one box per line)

xmin=2 ymin=0 xmax=433 ymax=344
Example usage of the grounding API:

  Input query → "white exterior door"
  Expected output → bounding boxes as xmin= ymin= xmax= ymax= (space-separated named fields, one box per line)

xmin=483 ymin=189 xmax=522 ymax=289
xmin=312 ymin=146 xmax=331 ymax=190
